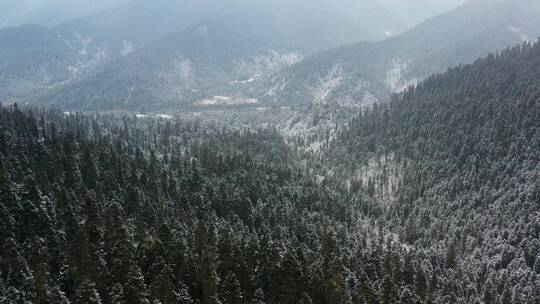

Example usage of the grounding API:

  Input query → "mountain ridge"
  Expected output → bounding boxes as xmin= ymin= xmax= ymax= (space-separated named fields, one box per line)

xmin=263 ymin=0 xmax=540 ymax=107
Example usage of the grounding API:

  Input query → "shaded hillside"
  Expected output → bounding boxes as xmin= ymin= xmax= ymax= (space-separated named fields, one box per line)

xmin=33 ymin=13 xmax=306 ymax=111
xmin=0 ymin=105 xmax=432 ymax=303
xmin=324 ymin=41 xmax=540 ymax=302
xmin=0 ymin=0 xmax=230 ymax=103
xmin=0 ymin=24 xmax=112 ymax=103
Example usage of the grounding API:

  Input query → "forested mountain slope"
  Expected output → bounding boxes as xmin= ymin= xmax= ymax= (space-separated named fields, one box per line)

xmin=0 ymin=22 xmax=126 ymax=103
xmin=0 ymin=0 xmax=229 ymax=103
xmin=0 ymin=105 xmax=449 ymax=304
xmin=324 ymin=41 xmax=540 ymax=302
xmin=266 ymin=0 xmax=540 ymax=107
xmin=1 ymin=42 xmax=540 ymax=303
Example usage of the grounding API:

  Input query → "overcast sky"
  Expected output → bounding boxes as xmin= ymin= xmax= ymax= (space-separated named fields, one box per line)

xmin=0 ymin=0 xmax=470 ymax=30
xmin=378 ymin=0 xmax=469 ymax=25
xmin=0 ymin=0 xmax=129 ymax=28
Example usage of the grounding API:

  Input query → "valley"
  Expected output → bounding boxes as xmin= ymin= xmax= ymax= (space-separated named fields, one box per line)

xmin=0 ymin=0 xmax=539 ymax=303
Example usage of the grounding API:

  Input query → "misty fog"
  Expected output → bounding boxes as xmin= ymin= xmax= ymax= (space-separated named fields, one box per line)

xmin=0 ymin=0 xmax=468 ymax=30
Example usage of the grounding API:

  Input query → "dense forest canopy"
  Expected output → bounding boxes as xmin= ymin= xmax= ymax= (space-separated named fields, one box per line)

xmin=0 ymin=105 xmax=402 ymax=304
xmin=0 ymin=1 xmax=539 ymax=303
xmin=0 ymin=42 xmax=539 ymax=304
xmin=322 ymin=41 xmax=540 ymax=302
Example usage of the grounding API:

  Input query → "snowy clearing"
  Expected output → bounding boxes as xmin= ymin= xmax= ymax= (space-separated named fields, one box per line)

xmin=194 ymin=96 xmax=259 ymax=107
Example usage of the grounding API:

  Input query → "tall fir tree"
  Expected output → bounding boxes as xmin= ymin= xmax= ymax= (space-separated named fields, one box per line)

xmin=74 ymin=280 xmax=102 ymax=304
xmin=150 ymin=258 xmax=178 ymax=304
xmin=124 ymin=265 xmax=150 ymax=304
xmin=197 ymin=223 xmax=220 ymax=304
xmin=222 ymin=272 xmax=242 ymax=304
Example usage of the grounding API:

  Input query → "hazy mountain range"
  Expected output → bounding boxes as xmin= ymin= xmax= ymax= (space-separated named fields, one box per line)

xmin=0 ymin=0 xmax=130 ymax=28
xmin=1 ymin=0 xmax=538 ymax=111
xmin=378 ymin=0 xmax=468 ymax=26
xmin=264 ymin=0 xmax=540 ymax=107
xmin=0 ymin=0 xmax=404 ymax=107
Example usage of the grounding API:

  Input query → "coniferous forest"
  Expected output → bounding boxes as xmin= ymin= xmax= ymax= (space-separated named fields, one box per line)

xmin=1 ymin=41 xmax=539 ymax=304
xmin=1 ymin=0 xmax=540 ymax=301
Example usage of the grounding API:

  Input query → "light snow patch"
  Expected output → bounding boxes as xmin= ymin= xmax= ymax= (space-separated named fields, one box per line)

xmin=70 ymin=31 xmax=93 ymax=57
xmin=174 ymin=57 xmax=193 ymax=88
xmin=194 ymin=96 xmax=259 ymax=107
xmin=156 ymin=114 xmax=174 ymax=119
xmin=135 ymin=114 xmax=173 ymax=119
xmin=508 ymin=25 xmax=532 ymax=42
xmin=350 ymin=153 xmax=403 ymax=204
xmin=386 ymin=60 xmax=418 ymax=93
xmin=235 ymin=51 xmax=303 ymax=78
xmin=61 ymin=31 xmax=108 ymax=81
xmin=311 ymin=65 xmax=343 ymax=106
xmin=306 ymin=141 xmax=323 ymax=153
xmin=230 ymin=74 xmax=260 ymax=85
xmin=362 ymin=91 xmax=379 ymax=105
xmin=121 ymin=41 xmax=134 ymax=56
